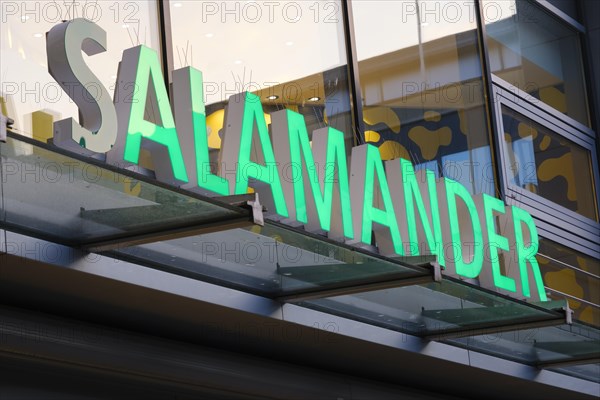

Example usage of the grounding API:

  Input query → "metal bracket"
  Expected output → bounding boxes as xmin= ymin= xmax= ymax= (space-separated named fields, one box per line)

xmin=563 ymin=301 xmax=574 ymax=325
xmin=0 ymin=113 xmax=10 ymax=142
xmin=247 ymin=193 xmax=264 ymax=226
xmin=431 ymin=261 xmax=442 ymax=282
xmin=215 ymin=193 xmax=255 ymax=206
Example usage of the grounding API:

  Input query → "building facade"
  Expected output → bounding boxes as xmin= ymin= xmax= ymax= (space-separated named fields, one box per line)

xmin=1 ymin=0 xmax=599 ymax=399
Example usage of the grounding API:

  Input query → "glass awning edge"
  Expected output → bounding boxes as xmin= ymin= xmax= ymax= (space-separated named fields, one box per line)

xmin=82 ymin=214 xmax=255 ymax=253
xmin=425 ymin=310 xmax=567 ymax=341
xmin=538 ymin=355 xmax=600 ymax=369
xmin=275 ymin=261 xmax=441 ymax=303
xmin=1 ymin=133 xmax=254 ymax=248
xmin=421 ymin=283 xmax=571 ymax=340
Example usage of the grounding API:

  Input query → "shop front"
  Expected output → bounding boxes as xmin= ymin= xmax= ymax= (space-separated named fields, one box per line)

xmin=1 ymin=1 xmax=599 ymax=399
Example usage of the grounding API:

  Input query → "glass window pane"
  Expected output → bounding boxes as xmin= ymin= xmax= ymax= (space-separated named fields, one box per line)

xmin=351 ymin=0 xmax=494 ymax=195
xmin=169 ymin=0 xmax=354 ymax=151
xmin=538 ymin=239 xmax=600 ymax=327
xmin=0 ymin=1 xmax=161 ymax=141
xmin=501 ymin=106 xmax=598 ymax=221
xmin=483 ymin=0 xmax=589 ymax=126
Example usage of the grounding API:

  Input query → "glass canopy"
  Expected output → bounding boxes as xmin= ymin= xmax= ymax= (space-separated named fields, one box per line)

xmin=448 ymin=321 xmax=600 ymax=379
xmin=0 ymin=134 xmax=250 ymax=247
xmin=298 ymin=281 xmax=568 ymax=338
xmin=113 ymin=222 xmax=436 ymax=298
xmin=551 ymin=363 xmax=600 ymax=383
xmin=1 ymin=132 xmax=598 ymax=381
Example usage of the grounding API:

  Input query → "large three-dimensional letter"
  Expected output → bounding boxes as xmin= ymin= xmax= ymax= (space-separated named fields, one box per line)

xmin=47 ymin=18 xmax=117 ymax=154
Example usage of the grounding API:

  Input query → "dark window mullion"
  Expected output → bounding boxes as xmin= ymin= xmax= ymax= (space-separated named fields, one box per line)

xmin=475 ymin=0 xmax=505 ymax=199
xmin=341 ymin=0 xmax=365 ymax=145
xmin=158 ymin=0 xmax=175 ymax=94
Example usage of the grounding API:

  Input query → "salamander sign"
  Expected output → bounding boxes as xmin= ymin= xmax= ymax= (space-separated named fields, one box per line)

xmin=46 ymin=19 xmax=547 ymax=301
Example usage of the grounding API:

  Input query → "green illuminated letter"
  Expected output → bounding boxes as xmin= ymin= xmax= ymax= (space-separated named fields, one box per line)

xmin=350 ymin=144 xmax=403 ymax=254
xmin=108 ymin=45 xmax=188 ymax=183
xmin=272 ymin=110 xmax=353 ymax=238
xmin=400 ymin=159 xmax=444 ymax=265
xmin=445 ymin=178 xmax=483 ymax=278
xmin=220 ymin=92 xmax=288 ymax=217
xmin=512 ymin=206 xmax=547 ymax=300
xmin=173 ymin=67 xmax=229 ymax=195
xmin=482 ymin=194 xmax=516 ymax=292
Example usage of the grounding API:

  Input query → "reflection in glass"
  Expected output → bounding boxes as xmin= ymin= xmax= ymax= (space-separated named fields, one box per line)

xmin=168 ymin=0 xmax=355 ymax=216
xmin=501 ymin=106 xmax=598 ymax=221
xmin=301 ymin=278 xmax=563 ymax=336
xmin=0 ymin=135 xmax=240 ymax=244
xmin=169 ymin=0 xmax=354 ymax=153
xmin=0 ymin=1 xmax=161 ymax=140
xmin=551 ymin=363 xmax=600 ymax=384
xmin=483 ymin=0 xmax=589 ymax=126
xmin=352 ymin=0 xmax=493 ymax=195
xmin=115 ymin=223 xmax=425 ymax=296
xmin=448 ymin=322 xmax=600 ymax=379
xmin=538 ymin=239 xmax=600 ymax=327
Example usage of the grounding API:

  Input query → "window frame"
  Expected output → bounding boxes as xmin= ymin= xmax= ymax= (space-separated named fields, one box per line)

xmin=536 ymin=0 xmax=585 ymax=33
xmin=492 ymin=78 xmax=600 ymax=248
xmin=155 ymin=0 xmax=600 ymax=258
xmin=536 ymin=218 xmax=600 ymax=261
xmin=476 ymin=0 xmax=599 ymax=263
xmin=158 ymin=0 xmax=364 ymax=144
xmin=158 ymin=0 xmax=175 ymax=88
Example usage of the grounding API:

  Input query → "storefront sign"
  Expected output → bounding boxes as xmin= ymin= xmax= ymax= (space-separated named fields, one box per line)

xmin=46 ymin=19 xmax=547 ymax=301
